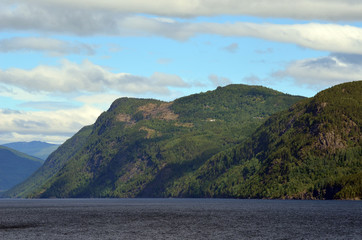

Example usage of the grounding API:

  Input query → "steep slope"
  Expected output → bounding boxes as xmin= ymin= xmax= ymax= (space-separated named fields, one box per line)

xmin=4 ymin=84 xmax=303 ymax=198
xmin=2 ymin=141 xmax=59 ymax=160
xmin=176 ymin=81 xmax=361 ymax=199
xmin=3 ymin=126 xmax=93 ymax=197
xmin=0 ymin=146 xmax=43 ymax=192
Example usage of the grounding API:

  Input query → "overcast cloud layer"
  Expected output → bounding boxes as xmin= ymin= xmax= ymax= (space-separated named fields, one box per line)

xmin=0 ymin=37 xmax=95 ymax=55
xmin=0 ymin=60 xmax=188 ymax=94
xmin=6 ymin=0 xmax=362 ymax=20
xmin=1 ymin=4 xmax=362 ymax=55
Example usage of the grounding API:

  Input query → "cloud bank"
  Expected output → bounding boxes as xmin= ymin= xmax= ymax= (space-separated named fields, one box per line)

xmin=273 ymin=53 xmax=362 ymax=89
xmin=0 ymin=0 xmax=362 ymax=54
xmin=0 ymin=105 xmax=102 ymax=144
xmin=1 ymin=0 xmax=361 ymax=144
xmin=0 ymin=59 xmax=191 ymax=144
xmin=0 ymin=37 xmax=95 ymax=55
xmin=8 ymin=0 xmax=362 ymax=20
xmin=0 ymin=60 xmax=189 ymax=95
xmin=1 ymin=3 xmax=361 ymax=54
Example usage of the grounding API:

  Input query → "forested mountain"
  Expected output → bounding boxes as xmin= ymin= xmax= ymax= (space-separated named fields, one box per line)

xmin=0 ymin=146 xmax=43 ymax=192
xmin=5 ymin=82 xmax=360 ymax=200
xmin=171 ymin=81 xmax=361 ymax=199
xmin=2 ymin=141 xmax=59 ymax=160
xmin=4 ymin=84 xmax=303 ymax=198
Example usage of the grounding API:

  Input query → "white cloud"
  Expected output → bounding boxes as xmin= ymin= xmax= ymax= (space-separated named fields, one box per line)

xmin=0 ymin=72 xmax=190 ymax=144
xmin=1 ymin=3 xmax=362 ymax=55
xmin=208 ymin=74 xmax=232 ymax=87
xmin=8 ymin=0 xmax=362 ymax=20
xmin=204 ymin=22 xmax=362 ymax=55
xmin=0 ymin=3 xmax=123 ymax=35
xmin=18 ymin=101 xmax=78 ymax=110
xmin=150 ymin=72 xmax=189 ymax=87
xmin=0 ymin=37 xmax=95 ymax=55
xmin=0 ymin=60 xmax=189 ymax=95
xmin=273 ymin=53 xmax=362 ymax=89
xmin=0 ymin=60 xmax=191 ymax=144
xmin=76 ymin=94 xmax=120 ymax=105
xmin=0 ymin=86 xmax=55 ymax=102
xmin=0 ymin=105 xmax=102 ymax=144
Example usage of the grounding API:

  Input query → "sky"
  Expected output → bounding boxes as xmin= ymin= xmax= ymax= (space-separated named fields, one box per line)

xmin=0 ymin=0 xmax=362 ymax=144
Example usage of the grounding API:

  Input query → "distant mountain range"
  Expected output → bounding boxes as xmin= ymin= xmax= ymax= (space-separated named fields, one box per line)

xmin=3 ymin=82 xmax=361 ymax=199
xmin=2 ymin=141 xmax=59 ymax=160
xmin=0 ymin=146 xmax=43 ymax=192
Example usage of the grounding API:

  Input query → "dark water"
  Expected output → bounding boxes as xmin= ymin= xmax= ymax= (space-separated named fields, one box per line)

xmin=0 ymin=198 xmax=361 ymax=239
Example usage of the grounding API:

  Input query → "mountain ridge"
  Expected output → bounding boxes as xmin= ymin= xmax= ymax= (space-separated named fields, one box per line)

xmin=2 ymin=141 xmax=60 ymax=160
xmin=4 ymin=84 xmax=304 ymax=198
xmin=4 ymin=82 xmax=361 ymax=199
xmin=0 ymin=146 xmax=43 ymax=192
xmin=170 ymin=81 xmax=361 ymax=199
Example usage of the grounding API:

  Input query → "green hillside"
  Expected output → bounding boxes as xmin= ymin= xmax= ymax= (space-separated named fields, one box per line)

xmin=0 ymin=146 xmax=43 ymax=192
xmin=4 ymin=84 xmax=303 ymax=198
xmin=172 ymin=81 xmax=361 ymax=199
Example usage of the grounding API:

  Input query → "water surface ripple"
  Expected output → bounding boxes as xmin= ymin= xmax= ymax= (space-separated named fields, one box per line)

xmin=0 ymin=198 xmax=361 ymax=239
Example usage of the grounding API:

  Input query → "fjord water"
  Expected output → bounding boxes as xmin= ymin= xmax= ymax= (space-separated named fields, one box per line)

xmin=0 ymin=199 xmax=361 ymax=239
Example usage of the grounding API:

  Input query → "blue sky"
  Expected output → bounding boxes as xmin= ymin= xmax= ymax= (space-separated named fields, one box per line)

xmin=1 ymin=0 xmax=362 ymax=144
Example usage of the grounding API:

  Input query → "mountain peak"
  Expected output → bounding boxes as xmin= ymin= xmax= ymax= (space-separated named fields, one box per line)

xmin=183 ymin=81 xmax=361 ymax=200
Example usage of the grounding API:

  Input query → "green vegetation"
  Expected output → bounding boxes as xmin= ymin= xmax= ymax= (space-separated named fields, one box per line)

xmin=4 ymin=84 xmax=303 ymax=198
xmin=4 ymin=82 xmax=361 ymax=200
xmin=0 ymin=146 xmax=43 ymax=192
xmin=170 ymin=81 xmax=361 ymax=199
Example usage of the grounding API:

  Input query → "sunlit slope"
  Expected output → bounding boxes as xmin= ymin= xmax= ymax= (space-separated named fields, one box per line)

xmin=175 ymin=81 xmax=361 ymax=199
xmin=4 ymin=84 xmax=303 ymax=198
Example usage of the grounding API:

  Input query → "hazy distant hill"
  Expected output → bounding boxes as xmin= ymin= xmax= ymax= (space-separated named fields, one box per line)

xmin=4 ymin=84 xmax=303 ymax=198
xmin=172 ymin=81 xmax=361 ymax=199
xmin=2 ymin=126 xmax=92 ymax=198
xmin=2 ymin=141 xmax=59 ymax=160
xmin=0 ymin=146 xmax=43 ymax=192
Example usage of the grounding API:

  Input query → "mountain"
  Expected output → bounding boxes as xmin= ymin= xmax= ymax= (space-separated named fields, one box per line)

xmin=2 ymin=126 xmax=93 ymax=198
xmin=171 ymin=81 xmax=361 ymax=199
xmin=2 ymin=141 xmax=59 ymax=160
xmin=0 ymin=146 xmax=43 ymax=193
xmin=3 ymin=84 xmax=304 ymax=198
